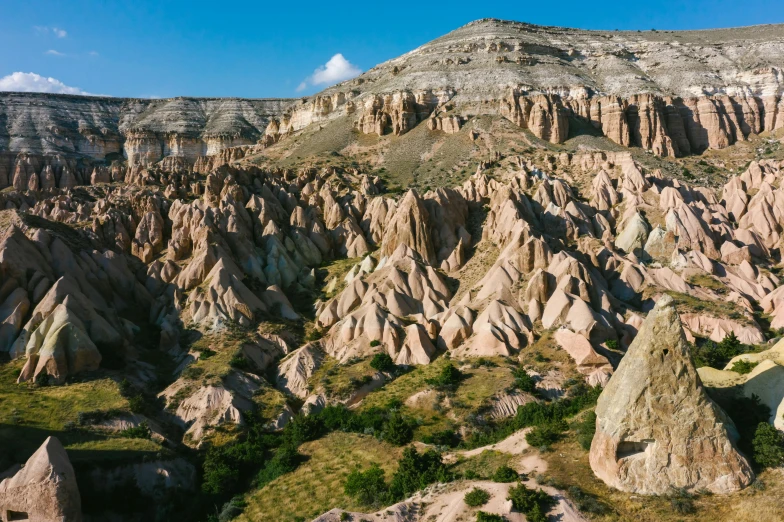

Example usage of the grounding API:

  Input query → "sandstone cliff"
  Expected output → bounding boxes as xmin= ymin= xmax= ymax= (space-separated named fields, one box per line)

xmin=0 ymin=92 xmax=292 ymax=167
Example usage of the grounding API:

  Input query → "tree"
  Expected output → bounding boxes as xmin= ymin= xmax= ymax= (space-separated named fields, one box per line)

xmin=388 ymin=447 xmax=451 ymax=501
xmin=383 ymin=413 xmax=414 ymax=446
xmin=525 ymin=421 xmax=567 ymax=449
xmin=370 ymin=353 xmax=396 ymax=373
xmin=753 ymin=423 xmax=784 ymax=469
xmin=256 ymin=445 xmax=301 ymax=486
xmin=283 ymin=413 xmax=324 ymax=446
xmin=426 ymin=363 xmax=464 ymax=391
xmin=344 ymin=464 xmax=389 ymax=506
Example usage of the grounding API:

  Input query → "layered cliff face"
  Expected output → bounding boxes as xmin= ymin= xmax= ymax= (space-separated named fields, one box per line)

xmin=263 ymin=19 xmax=784 ymax=157
xmin=0 ymin=93 xmax=292 ymax=169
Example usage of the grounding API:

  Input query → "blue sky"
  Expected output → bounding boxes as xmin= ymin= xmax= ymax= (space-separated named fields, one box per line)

xmin=0 ymin=0 xmax=782 ymax=99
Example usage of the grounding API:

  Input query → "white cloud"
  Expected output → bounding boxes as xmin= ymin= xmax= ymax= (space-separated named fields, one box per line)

xmin=0 ymin=72 xmax=91 ymax=95
xmin=34 ymin=26 xmax=67 ymax=38
xmin=45 ymin=49 xmax=65 ymax=56
xmin=297 ymin=53 xmax=361 ymax=92
xmin=89 ymin=51 xmax=99 ymax=57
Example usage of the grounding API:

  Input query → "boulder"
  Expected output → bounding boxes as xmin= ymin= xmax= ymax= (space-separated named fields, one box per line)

xmin=0 ymin=436 xmax=82 ymax=522
xmin=589 ymin=295 xmax=754 ymax=494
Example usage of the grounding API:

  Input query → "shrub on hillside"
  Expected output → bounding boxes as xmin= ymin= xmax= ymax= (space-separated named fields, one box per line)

xmin=476 ymin=512 xmax=506 ymax=522
xmin=491 ymin=465 xmax=518 ymax=483
xmin=511 ymin=368 xmax=536 ymax=393
xmin=525 ymin=420 xmax=567 ymax=449
xmin=383 ymin=413 xmax=414 ymax=446
xmin=464 ymin=487 xmax=491 ymax=507
xmin=256 ymin=445 xmax=301 ymax=487
xmin=573 ymin=411 xmax=597 ymax=451
xmin=370 ymin=353 xmax=396 ymax=372
xmin=730 ymin=360 xmax=758 ymax=375
xmin=691 ymin=332 xmax=752 ymax=369
xmin=753 ymin=423 xmax=784 ymax=469
xmin=426 ymin=363 xmax=464 ymax=391
xmin=507 ymin=483 xmax=554 ymax=522
xmin=388 ymin=447 xmax=452 ymax=501
xmin=344 ymin=464 xmax=388 ymax=506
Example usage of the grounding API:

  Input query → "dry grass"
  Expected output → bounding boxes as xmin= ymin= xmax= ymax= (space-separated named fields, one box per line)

xmin=451 ymin=449 xmax=514 ymax=479
xmin=543 ymin=437 xmax=784 ymax=521
xmin=238 ymin=432 xmax=403 ymax=522
xmin=359 ymin=357 xmax=517 ymax=439
xmin=450 ymin=241 xmax=500 ymax=305
xmin=308 ymin=356 xmax=377 ymax=400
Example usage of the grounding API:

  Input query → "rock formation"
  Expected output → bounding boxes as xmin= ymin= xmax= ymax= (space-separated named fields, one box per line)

xmin=589 ymin=295 xmax=754 ymax=494
xmin=0 ymin=436 xmax=82 ymax=522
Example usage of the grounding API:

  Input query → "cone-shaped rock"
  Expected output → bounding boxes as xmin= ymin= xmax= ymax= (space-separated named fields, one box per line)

xmin=589 ymin=294 xmax=754 ymax=494
xmin=0 ymin=436 xmax=83 ymax=521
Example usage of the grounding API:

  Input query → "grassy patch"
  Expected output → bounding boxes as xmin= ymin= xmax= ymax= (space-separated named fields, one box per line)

xmin=452 ymin=450 xmax=513 ymax=479
xmin=686 ymin=274 xmax=728 ymax=294
xmin=543 ymin=436 xmax=784 ymax=521
xmin=238 ymin=432 xmax=403 ymax=522
xmin=308 ymin=356 xmax=377 ymax=400
xmin=358 ymin=358 xmax=516 ymax=439
xmin=659 ymin=290 xmax=752 ymax=325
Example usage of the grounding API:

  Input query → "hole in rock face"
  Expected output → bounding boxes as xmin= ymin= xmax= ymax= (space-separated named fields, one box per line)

xmin=7 ymin=511 xmax=29 ymax=521
xmin=616 ymin=439 xmax=654 ymax=460
xmin=663 ymin=349 xmax=669 ymax=356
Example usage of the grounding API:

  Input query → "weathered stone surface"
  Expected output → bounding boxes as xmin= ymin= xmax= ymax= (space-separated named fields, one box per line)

xmin=589 ymin=295 xmax=754 ymax=494
xmin=0 ymin=436 xmax=82 ymax=522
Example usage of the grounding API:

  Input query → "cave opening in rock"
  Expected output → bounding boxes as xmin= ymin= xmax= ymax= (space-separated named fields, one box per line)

xmin=616 ymin=439 xmax=654 ymax=460
xmin=6 ymin=511 xmax=29 ymax=522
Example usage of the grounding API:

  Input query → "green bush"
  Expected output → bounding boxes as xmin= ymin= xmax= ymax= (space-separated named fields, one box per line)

xmin=525 ymin=421 xmax=567 ymax=449
xmin=202 ymin=438 xmax=267 ymax=495
xmin=691 ymin=332 xmax=752 ymax=369
xmin=753 ymin=423 xmax=784 ymax=469
xmin=383 ymin=413 xmax=414 ymax=446
xmin=283 ymin=414 xmax=325 ymax=446
xmin=463 ymin=384 xmax=601 ymax=449
xmin=476 ymin=512 xmax=506 ymax=522
xmin=722 ymin=394 xmax=771 ymax=459
xmin=464 ymin=487 xmax=491 ymax=507
xmin=567 ymin=486 xmax=609 ymax=515
xmin=605 ymin=339 xmax=618 ymax=350
xmin=119 ymin=421 xmax=152 ymax=439
xmin=256 ymin=445 xmax=301 ymax=487
xmin=491 ymin=465 xmax=518 ymax=483
xmin=730 ymin=360 xmax=758 ymax=375
xmin=217 ymin=496 xmax=246 ymax=522
xmin=370 ymin=353 xmax=396 ymax=372
xmin=507 ymin=483 xmax=554 ymax=522
xmin=229 ymin=354 xmax=251 ymax=370
xmin=426 ymin=363 xmax=464 ymax=391
xmin=369 ymin=340 xmax=381 ymax=347
xmin=388 ymin=447 xmax=452 ymax=501
xmin=422 ymin=429 xmax=459 ymax=447
xmin=511 ymin=368 xmax=536 ymax=393
xmin=573 ymin=411 xmax=596 ymax=451
xmin=344 ymin=464 xmax=388 ymax=506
